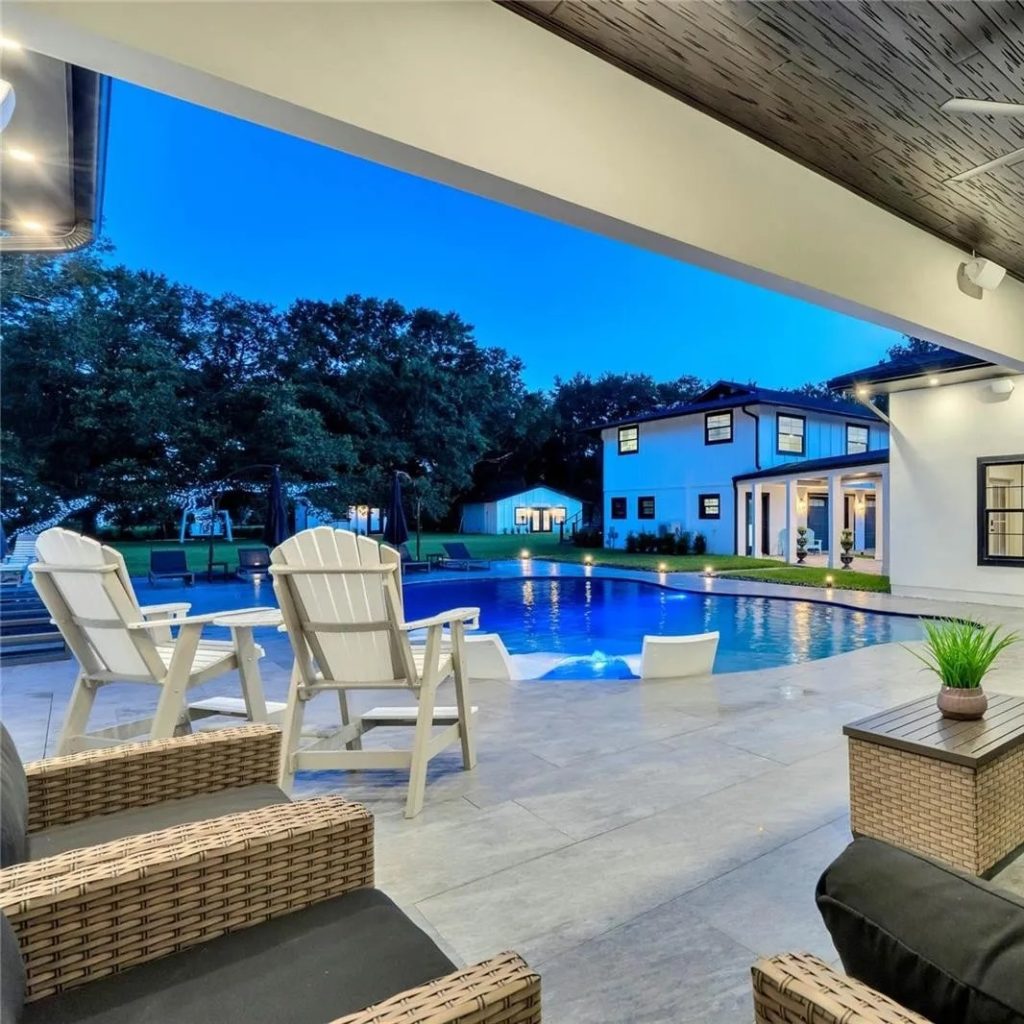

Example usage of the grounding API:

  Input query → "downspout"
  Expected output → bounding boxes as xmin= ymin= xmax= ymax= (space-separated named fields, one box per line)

xmin=738 ymin=405 xmax=760 ymax=556
xmin=740 ymin=405 xmax=761 ymax=469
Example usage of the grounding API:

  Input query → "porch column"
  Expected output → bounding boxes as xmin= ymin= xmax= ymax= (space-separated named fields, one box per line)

xmin=828 ymin=473 xmax=844 ymax=569
xmin=877 ymin=467 xmax=890 ymax=576
xmin=784 ymin=479 xmax=799 ymax=564
xmin=735 ymin=486 xmax=747 ymax=555
xmin=751 ymin=483 xmax=763 ymax=557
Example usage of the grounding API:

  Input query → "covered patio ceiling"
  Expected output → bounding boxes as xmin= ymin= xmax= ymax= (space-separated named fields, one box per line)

xmin=6 ymin=1 xmax=1024 ymax=369
xmin=506 ymin=1 xmax=1024 ymax=281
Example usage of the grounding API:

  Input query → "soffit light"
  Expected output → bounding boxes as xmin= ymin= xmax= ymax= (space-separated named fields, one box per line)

xmin=856 ymin=386 xmax=869 ymax=397
xmin=0 ymin=38 xmax=23 ymax=52
xmin=928 ymin=377 xmax=940 ymax=386
xmin=18 ymin=219 xmax=47 ymax=233
xmin=6 ymin=146 xmax=35 ymax=162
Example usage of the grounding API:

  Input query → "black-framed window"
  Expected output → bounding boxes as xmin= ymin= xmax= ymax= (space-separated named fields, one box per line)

xmin=610 ymin=497 xmax=627 ymax=520
xmin=978 ymin=455 xmax=1024 ymax=567
xmin=514 ymin=507 xmax=529 ymax=526
xmin=617 ymin=425 xmax=639 ymax=455
xmin=638 ymin=496 xmax=655 ymax=519
xmin=698 ymin=493 xmax=720 ymax=520
xmin=777 ymin=413 xmax=806 ymax=455
xmin=846 ymin=423 xmax=869 ymax=455
xmin=704 ymin=411 xmax=733 ymax=445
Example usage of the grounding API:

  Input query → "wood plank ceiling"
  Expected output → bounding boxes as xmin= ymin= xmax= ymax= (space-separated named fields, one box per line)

xmin=504 ymin=1 xmax=1024 ymax=279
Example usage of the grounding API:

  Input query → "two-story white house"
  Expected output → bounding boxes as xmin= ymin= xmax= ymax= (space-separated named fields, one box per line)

xmin=598 ymin=381 xmax=889 ymax=561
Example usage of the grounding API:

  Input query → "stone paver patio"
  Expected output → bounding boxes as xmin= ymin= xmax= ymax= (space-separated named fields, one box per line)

xmin=3 ymin=561 xmax=1022 ymax=1022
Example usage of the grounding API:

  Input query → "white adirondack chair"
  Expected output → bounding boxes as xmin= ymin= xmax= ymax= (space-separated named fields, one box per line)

xmin=32 ymin=528 xmax=278 ymax=754
xmin=271 ymin=527 xmax=479 ymax=818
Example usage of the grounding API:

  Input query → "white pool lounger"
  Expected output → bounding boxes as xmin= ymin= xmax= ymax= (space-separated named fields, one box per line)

xmin=640 ymin=632 xmax=719 ymax=679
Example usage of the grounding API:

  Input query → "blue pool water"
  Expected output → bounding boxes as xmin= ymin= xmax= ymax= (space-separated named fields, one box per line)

xmin=135 ymin=573 xmax=923 ymax=678
xmin=403 ymin=576 xmax=923 ymax=676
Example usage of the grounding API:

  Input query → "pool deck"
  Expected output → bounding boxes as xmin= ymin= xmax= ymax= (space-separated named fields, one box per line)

xmin=3 ymin=560 xmax=1022 ymax=1022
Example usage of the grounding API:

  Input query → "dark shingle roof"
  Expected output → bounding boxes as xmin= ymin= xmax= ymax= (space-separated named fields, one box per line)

xmin=734 ymin=448 xmax=889 ymax=483
xmin=592 ymin=380 xmax=878 ymax=432
xmin=826 ymin=351 xmax=991 ymax=391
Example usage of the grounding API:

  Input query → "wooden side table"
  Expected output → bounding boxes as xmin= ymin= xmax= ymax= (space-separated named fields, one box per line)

xmin=844 ymin=693 xmax=1024 ymax=877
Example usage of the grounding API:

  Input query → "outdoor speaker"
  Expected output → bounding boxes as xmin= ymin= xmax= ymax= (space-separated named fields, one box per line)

xmin=963 ymin=258 xmax=1007 ymax=291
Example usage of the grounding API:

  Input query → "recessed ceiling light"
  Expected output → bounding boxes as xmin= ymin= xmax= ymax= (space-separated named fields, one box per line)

xmin=18 ymin=219 xmax=47 ymax=233
xmin=6 ymin=147 xmax=35 ymax=163
xmin=0 ymin=38 xmax=23 ymax=52
xmin=856 ymin=386 xmax=869 ymax=397
xmin=928 ymin=376 xmax=940 ymax=386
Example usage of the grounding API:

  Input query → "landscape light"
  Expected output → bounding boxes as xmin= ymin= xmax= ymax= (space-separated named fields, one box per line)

xmin=520 ymin=548 xmax=530 ymax=560
xmin=825 ymin=574 xmax=834 ymax=587
xmin=658 ymin=562 xmax=667 ymax=573
xmin=583 ymin=554 xmax=593 ymax=565
xmin=704 ymin=565 xmax=714 ymax=576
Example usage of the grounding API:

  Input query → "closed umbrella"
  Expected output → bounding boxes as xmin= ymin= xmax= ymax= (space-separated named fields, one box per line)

xmin=383 ymin=472 xmax=409 ymax=548
xmin=263 ymin=467 xmax=289 ymax=548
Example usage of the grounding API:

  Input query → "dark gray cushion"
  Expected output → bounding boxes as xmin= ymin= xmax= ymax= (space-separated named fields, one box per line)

xmin=30 ymin=784 xmax=289 ymax=860
xmin=0 ymin=725 xmax=28 ymax=869
xmin=23 ymin=888 xmax=456 ymax=1024
xmin=1 ymin=912 xmax=25 ymax=1024
xmin=817 ymin=838 xmax=1024 ymax=1024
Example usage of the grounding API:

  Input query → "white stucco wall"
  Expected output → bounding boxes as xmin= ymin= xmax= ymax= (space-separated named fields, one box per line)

xmin=602 ymin=405 xmax=887 ymax=554
xmin=889 ymin=376 xmax=1024 ymax=607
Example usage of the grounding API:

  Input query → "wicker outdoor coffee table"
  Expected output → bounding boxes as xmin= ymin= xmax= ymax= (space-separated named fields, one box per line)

xmin=844 ymin=693 xmax=1024 ymax=877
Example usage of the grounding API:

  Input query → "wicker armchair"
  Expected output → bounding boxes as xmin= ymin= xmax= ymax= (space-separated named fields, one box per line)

xmin=20 ymin=723 xmax=282 ymax=833
xmin=1 ymin=795 xmax=541 ymax=1023
xmin=752 ymin=953 xmax=932 ymax=1024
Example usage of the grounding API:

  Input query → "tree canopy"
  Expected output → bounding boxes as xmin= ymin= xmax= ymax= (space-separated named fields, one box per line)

xmin=1 ymin=242 xmax=909 ymax=533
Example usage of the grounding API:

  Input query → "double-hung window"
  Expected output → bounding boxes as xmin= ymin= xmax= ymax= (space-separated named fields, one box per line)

xmin=698 ymin=494 xmax=720 ymax=520
xmin=705 ymin=411 xmax=733 ymax=445
xmin=777 ymin=413 xmax=806 ymax=456
xmin=846 ymin=424 xmax=869 ymax=455
xmin=638 ymin=496 xmax=656 ymax=519
xmin=610 ymin=497 xmax=627 ymax=520
xmin=618 ymin=425 xmax=639 ymax=454
xmin=978 ymin=456 xmax=1024 ymax=567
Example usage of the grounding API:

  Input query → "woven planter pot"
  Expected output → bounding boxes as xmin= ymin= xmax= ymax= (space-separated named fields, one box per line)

xmin=936 ymin=685 xmax=988 ymax=721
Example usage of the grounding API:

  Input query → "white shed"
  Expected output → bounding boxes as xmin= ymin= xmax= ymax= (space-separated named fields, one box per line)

xmin=462 ymin=484 xmax=583 ymax=535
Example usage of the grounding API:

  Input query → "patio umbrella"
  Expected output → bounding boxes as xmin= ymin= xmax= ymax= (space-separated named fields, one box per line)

xmin=383 ymin=472 xmax=409 ymax=548
xmin=262 ymin=466 xmax=289 ymax=548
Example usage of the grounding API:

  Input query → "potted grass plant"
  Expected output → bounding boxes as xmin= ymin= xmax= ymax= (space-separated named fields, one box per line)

xmin=907 ymin=619 xmax=1019 ymax=721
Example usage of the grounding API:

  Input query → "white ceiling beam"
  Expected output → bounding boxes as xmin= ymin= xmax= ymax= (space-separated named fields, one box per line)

xmin=8 ymin=0 xmax=1024 ymax=370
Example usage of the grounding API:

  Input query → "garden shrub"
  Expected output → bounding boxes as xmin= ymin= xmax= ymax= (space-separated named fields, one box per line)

xmin=693 ymin=532 xmax=707 ymax=555
xmin=676 ymin=531 xmax=692 ymax=556
xmin=625 ymin=531 xmax=638 ymax=553
xmin=572 ymin=527 xmax=603 ymax=548
xmin=656 ymin=532 xmax=676 ymax=555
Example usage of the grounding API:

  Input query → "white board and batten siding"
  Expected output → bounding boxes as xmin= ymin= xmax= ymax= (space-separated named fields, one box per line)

xmin=462 ymin=486 xmax=583 ymax=534
xmin=602 ymin=403 xmax=887 ymax=555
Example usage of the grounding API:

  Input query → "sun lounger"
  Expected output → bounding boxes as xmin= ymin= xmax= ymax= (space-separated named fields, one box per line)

xmin=148 ymin=549 xmax=195 ymax=586
xmin=441 ymin=541 xmax=492 ymax=571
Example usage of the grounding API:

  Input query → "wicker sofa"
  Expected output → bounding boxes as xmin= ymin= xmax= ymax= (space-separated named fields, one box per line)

xmin=1 ymin=792 xmax=541 ymax=1023
xmin=1 ymin=723 xmax=287 ymax=865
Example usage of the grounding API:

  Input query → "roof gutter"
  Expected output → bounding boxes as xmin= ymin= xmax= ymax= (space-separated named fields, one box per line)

xmin=740 ymin=404 xmax=760 ymax=470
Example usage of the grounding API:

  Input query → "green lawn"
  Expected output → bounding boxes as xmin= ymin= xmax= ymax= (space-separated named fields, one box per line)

xmin=110 ymin=532 xmax=888 ymax=593
xmin=718 ymin=566 xmax=891 ymax=593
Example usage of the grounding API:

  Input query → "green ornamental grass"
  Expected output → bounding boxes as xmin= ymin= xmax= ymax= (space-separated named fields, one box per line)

xmin=907 ymin=619 xmax=1019 ymax=690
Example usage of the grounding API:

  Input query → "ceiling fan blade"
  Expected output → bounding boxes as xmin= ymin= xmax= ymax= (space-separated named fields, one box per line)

xmin=941 ymin=98 xmax=1024 ymax=116
xmin=949 ymin=147 xmax=1024 ymax=182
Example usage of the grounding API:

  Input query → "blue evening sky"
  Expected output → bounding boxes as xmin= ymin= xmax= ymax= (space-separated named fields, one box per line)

xmin=102 ymin=81 xmax=901 ymax=391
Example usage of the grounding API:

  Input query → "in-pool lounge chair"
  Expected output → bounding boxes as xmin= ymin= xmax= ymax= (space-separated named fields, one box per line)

xmin=236 ymin=546 xmax=272 ymax=579
xmin=272 ymin=527 xmax=478 ymax=817
xmin=31 ymin=527 xmax=281 ymax=754
xmin=147 ymin=549 xmax=195 ymax=586
xmin=440 ymin=541 xmax=491 ymax=571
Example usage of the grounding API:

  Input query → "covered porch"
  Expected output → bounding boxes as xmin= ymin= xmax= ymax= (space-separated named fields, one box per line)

xmin=735 ymin=453 xmax=889 ymax=573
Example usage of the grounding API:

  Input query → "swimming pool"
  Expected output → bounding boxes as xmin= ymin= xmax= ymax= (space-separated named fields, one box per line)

xmin=403 ymin=576 xmax=923 ymax=676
